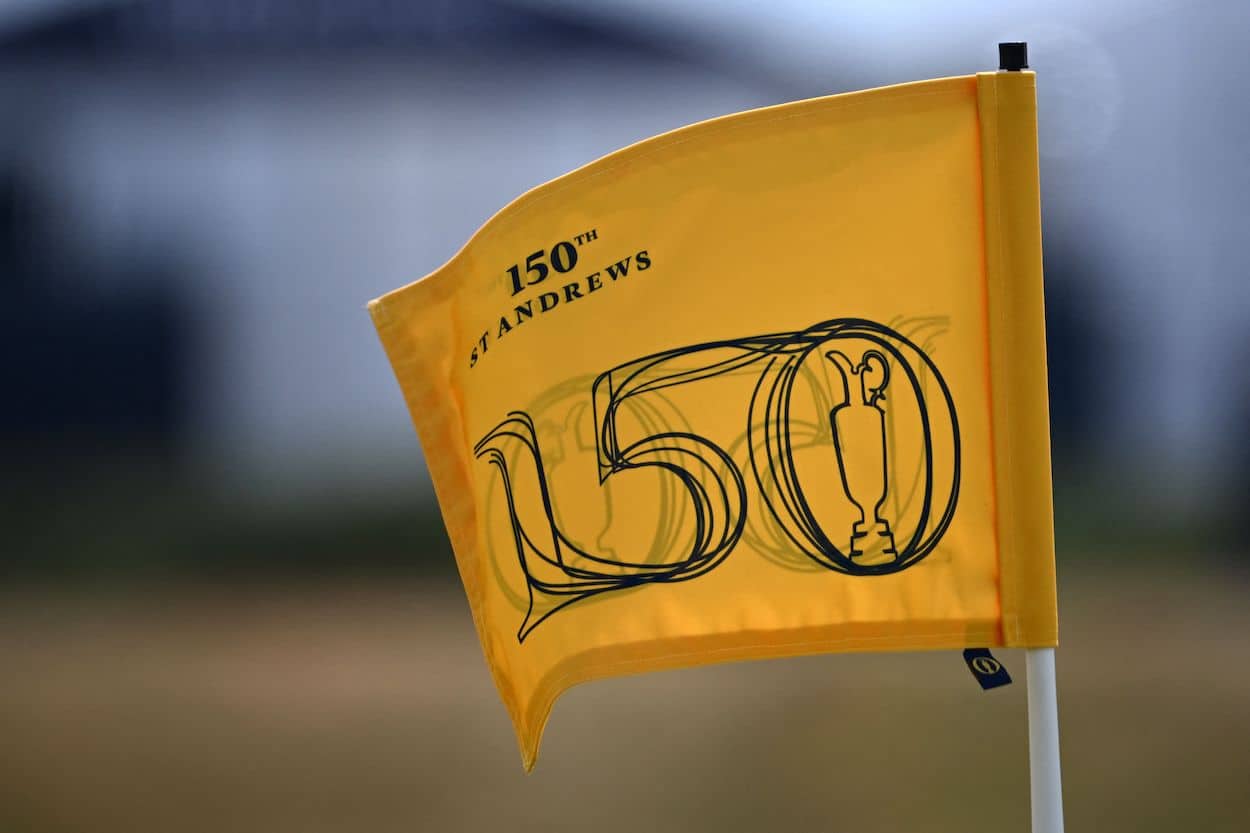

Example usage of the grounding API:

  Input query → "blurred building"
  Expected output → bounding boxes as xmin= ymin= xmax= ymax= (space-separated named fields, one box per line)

xmin=2 ymin=0 xmax=1247 ymax=569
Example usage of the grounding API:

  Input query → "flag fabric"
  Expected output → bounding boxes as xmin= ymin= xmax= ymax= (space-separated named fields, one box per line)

xmin=369 ymin=71 xmax=1057 ymax=770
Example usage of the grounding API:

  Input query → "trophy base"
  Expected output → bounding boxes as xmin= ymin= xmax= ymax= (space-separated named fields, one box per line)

xmin=849 ymin=520 xmax=898 ymax=566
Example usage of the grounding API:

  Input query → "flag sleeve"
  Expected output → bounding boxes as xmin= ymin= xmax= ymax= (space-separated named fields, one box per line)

xmin=977 ymin=70 xmax=1058 ymax=646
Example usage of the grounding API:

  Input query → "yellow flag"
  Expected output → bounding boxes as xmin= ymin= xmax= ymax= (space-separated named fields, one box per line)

xmin=369 ymin=71 xmax=1057 ymax=770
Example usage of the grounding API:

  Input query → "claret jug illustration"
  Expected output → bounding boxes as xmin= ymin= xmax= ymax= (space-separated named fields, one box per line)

xmin=825 ymin=349 xmax=898 ymax=565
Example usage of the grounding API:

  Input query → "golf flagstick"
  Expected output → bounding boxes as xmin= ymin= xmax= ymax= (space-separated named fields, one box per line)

xmin=1026 ymin=647 xmax=1065 ymax=833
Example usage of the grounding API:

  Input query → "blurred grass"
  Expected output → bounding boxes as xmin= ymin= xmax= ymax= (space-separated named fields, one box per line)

xmin=4 ymin=456 xmax=1248 ymax=830
xmin=2 ymin=565 xmax=1249 ymax=833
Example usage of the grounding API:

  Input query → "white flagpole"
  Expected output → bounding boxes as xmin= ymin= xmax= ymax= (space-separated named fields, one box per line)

xmin=994 ymin=40 xmax=1066 ymax=833
xmin=1026 ymin=647 xmax=1065 ymax=833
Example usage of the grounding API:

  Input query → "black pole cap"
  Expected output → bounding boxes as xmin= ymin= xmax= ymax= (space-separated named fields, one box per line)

xmin=998 ymin=42 xmax=1028 ymax=71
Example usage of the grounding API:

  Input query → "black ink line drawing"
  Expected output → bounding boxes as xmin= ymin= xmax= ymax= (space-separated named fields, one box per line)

xmin=475 ymin=318 xmax=961 ymax=642
xmin=478 ymin=376 xmax=694 ymax=632
xmin=826 ymin=349 xmax=897 ymax=564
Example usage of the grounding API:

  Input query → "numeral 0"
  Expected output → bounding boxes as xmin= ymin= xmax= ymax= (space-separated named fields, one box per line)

xmin=550 ymin=241 xmax=577 ymax=274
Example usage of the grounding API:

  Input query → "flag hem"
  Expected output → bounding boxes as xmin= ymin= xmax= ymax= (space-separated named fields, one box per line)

xmin=976 ymin=70 xmax=1059 ymax=650
xmin=516 ymin=618 xmax=1005 ymax=771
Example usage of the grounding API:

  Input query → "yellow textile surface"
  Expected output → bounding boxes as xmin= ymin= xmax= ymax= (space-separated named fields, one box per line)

xmin=369 ymin=71 xmax=1057 ymax=770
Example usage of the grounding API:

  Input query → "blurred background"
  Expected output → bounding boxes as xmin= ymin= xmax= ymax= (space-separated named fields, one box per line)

xmin=2 ymin=1 xmax=1248 ymax=831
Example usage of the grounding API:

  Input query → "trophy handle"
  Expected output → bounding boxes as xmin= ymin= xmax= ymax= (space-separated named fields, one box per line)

xmin=824 ymin=347 xmax=898 ymax=565
xmin=859 ymin=350 xmax=890 ymax=407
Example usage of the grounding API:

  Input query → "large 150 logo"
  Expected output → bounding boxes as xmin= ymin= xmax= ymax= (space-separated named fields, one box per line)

xmin=475 ymin=318 xmax=961 ymax=642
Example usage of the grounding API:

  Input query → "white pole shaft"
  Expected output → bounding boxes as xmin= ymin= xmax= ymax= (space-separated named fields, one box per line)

xmin=1026 ymin=647 xmax=1065 ymax=833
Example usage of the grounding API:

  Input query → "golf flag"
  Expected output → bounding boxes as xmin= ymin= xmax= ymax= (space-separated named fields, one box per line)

xmin=370 ymin=70 xmax=1057 ymax=770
